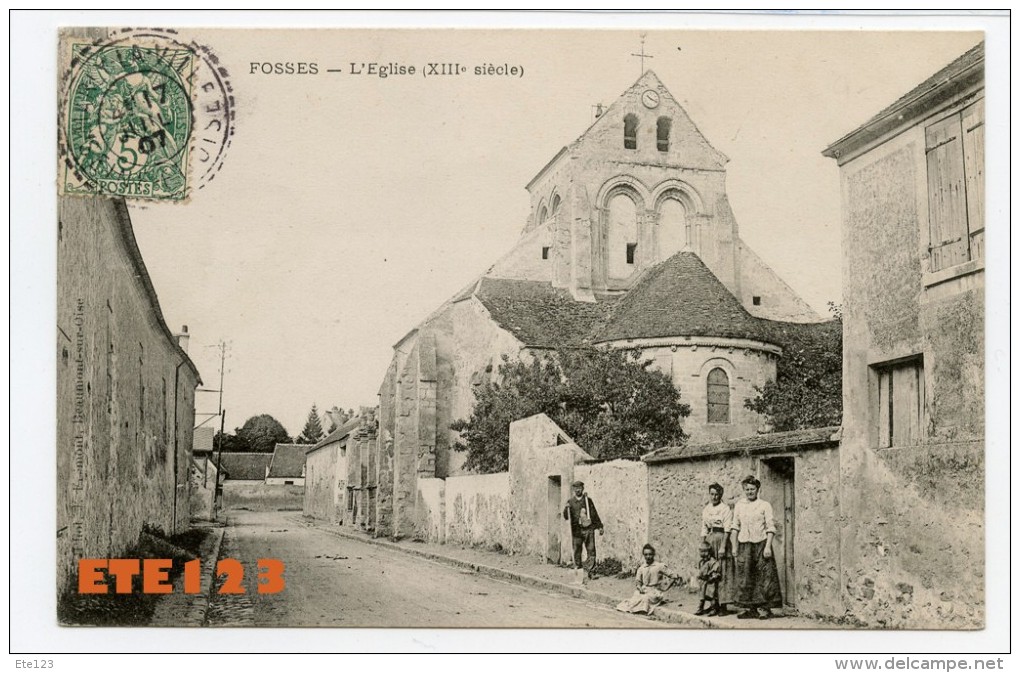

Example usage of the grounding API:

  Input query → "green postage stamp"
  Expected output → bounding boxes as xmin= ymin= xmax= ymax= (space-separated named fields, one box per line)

xmin=61 ymin=40 xmax=195 ymax=201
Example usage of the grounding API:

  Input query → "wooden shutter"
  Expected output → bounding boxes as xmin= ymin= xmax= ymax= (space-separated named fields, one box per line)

xmin=926 ymin=114 xmax=970 ymax=271
xmin=962 ymin=99 xmax=985 ymax=262
xmin=877 ymin=369 xmax=892 ymax=448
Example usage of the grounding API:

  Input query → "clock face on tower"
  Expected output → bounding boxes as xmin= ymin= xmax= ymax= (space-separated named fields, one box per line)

xmin=641 ymin=89 xmax=660 ymax=109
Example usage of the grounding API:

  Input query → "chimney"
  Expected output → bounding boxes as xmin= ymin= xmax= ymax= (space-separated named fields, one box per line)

xmin=176 ymin=325 xmax=190 ymax=353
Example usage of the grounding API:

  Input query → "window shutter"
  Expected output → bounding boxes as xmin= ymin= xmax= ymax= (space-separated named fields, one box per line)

xmin=925 ymin=115 xmax=970 ymax=271
xmin=962 ymin=99 xmax=985 ymax=262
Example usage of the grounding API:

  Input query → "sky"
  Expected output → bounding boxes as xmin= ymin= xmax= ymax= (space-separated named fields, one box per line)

xmin=119 ymin=26 xmax=983 ymax=437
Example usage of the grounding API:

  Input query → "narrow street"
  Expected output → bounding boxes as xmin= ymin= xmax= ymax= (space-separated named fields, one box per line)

xmin=205 ymin=510 xmax=671 ymax=628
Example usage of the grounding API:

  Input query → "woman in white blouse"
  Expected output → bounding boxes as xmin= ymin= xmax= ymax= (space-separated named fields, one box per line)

xmin=728 ymin=475 xmax=783 ymax=619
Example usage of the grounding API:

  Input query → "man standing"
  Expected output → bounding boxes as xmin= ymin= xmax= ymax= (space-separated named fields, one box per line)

xmin=563 ymin=480 xmax=604 ymax=578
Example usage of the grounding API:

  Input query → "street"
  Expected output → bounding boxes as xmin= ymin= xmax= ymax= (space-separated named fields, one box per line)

xmin=205 ymin=510 xmax=671 ymax=628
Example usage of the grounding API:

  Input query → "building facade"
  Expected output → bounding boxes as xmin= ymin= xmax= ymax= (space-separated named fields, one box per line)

xmin=56 ymin=195 xmax=201 ymax=599
xmin=368 ymin=71 xmax=834 ymax=540
xmin=824 ymin=42 xmax=985 ymax=628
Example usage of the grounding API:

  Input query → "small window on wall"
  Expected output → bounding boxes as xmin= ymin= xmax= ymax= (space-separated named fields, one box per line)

xmin=707 ymin=368 xmax=730 ymax=423
xmin=626 ymin=243 xmax=637 ymax=265
xmin=752 ymin=296 xmax=762 ymax=306
xmin=657 ymin=117 xmax=672 ymax=152
xmin=873 ymin=356 xmax=925 ymax=448
xmin=550 ymin=194 xmax=561 ymax=216
xmin=624 ymin=114 xmax=638 ymax=150
xmin=542 ymin=246 xmax=550 ymax=260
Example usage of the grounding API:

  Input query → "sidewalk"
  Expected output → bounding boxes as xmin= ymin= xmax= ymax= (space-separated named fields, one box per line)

xmin=149 ymin=522 xmax=226 ymax=627
xmin=293 ymin=515 xmax=831 ymax=629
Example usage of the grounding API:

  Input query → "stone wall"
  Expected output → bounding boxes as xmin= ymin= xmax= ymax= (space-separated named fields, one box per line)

xmin=574 ymin=460 xmax=649 ymax=569
xmin=413 ymin=477 xmax=445 ymax=543
xmin=374 ymin=296 xmax=523 ymax=537
xmin=188 ymin=457 xmax=217 ymax=521
xmin=838 ymin=109 xmax=985 ymax=628
xmin=444 ymin=473 xmax=511 ymax=549
xmin=646 ymin=444 xmax=840 ymax=618
xmin=604 ymin=336 xmax=779 ymax=443
xmin=523 ymin=71 xmax=741 ymax=300
xmin=305 ymin=442 xmax=344 ymax=524
xmin=507 ymin=414 xmax=592 ymax=562
xmin=56 ymin=196 xmax=200 ymax=599
xmin=221 ymin=482 xmax=304 ymax=511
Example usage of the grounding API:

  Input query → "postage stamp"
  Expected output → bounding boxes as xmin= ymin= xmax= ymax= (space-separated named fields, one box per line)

xmin=61 ymin=40 xmax=196 ymax=201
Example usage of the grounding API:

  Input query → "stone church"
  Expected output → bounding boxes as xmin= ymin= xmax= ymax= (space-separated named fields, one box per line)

xmin=367 ymin=71 xmax=832 ymax=538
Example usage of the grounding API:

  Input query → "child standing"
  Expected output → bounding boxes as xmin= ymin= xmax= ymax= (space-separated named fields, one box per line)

xmin=695 ymin=540 xmax=723 ymax=616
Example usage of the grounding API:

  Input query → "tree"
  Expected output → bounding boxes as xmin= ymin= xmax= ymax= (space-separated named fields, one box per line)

xmin=212 ymin=430 xmax=250 ymax=453
xmin=237 ymin=414 xmax=291 ymax=453
xmin=744 ymin=304 xmax=843 ymax=432
xmin=451 ymin=348 xmax=690 ymax=474
xmin=296 ymin=404 xmax=325 ymax=444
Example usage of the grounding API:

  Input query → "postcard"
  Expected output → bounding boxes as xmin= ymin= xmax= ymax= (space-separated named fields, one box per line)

xmin=11 ymin=14 xmax=1009 ymax=658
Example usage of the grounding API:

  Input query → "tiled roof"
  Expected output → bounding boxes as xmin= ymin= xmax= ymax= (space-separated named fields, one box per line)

xmin=643 ymin=426 xmax=841 ymax=464
xmin=595 ymin=252 xmax=768 ymax=343
xmin=474 ymin=277 xmax=618 ymax=348
xmin=308 ymin=416 xmax=363 ymax=453
xmin=215 ymin=452 xmax=273 ymax=480
xmin=759 ymin=317 xmax=842 ymax=353
xmin=192 ymin=426 xmax=214 ymax=452
xmin=268 ymin=443 xmax=307 ymax=478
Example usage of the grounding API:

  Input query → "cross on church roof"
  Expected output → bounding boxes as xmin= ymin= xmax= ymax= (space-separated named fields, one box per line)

xmin=630 ymin=34 xmax=654 ymax=74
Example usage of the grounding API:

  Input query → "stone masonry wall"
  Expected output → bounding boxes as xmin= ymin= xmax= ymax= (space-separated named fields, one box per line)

xmin=574 ymin=460 xmax=649 ymax=569
xmin=507 ymin=414 xmax=591 ymax=562
xmin=56 ymin=196 xmax=199 ymax=599
xmin=444 ymin=472 xmax=511 ymax=549
xmin=647 ymin=446 xmax=840 ymax=618
xmin=305 ymin=443 xmax=342 ymax=523
xmin=839 ymin=119 xmax=984 ymax=628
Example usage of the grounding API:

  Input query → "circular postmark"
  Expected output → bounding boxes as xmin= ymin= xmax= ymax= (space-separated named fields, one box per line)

xmin=59 ymin=28 xmax=235 ymax=202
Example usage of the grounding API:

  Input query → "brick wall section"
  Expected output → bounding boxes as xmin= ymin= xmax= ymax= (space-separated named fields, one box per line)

xmin=56 ymin=196 xmax=199 ymax=598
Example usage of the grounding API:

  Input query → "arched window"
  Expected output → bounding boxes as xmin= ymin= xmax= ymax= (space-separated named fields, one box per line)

xmin=607 ymin=192 xmax=638 ymax=279
xmin=707 ymin=368 xmax=730 ymax=424
xmin=657 ymin=117 xmax=672 ymax=152
xmin=550 ymin=194 xmax=561 ymax=216
xmin=538 ymin=205 xmax=548 ymax=223
xmin=624 ymin=114 xmax=638 ymax=150
xmin=658 ymin=197 xmax=688 ymax=260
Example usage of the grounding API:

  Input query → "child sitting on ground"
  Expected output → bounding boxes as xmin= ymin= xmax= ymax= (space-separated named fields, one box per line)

xmin=695 ymin=540 xmax=723 ymax=616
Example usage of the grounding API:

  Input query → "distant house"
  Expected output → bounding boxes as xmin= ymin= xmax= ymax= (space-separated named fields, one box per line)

xmin=216 ymin=452 xmax=274 ymax=482
xmin=823 ymin=42 xmax=985 ymax=628
xmin=266 ymin=443 xmax=307 ymax=486
xmin=304 ymin=415 xmax=364 ymax=524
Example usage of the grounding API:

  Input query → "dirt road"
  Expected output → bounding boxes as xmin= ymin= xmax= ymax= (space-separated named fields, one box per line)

xmin=206 ymin=510 xmax=669 ymax=628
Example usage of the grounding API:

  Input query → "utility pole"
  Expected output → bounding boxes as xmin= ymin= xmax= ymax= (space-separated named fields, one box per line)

xmin=202 ymin=340 xmax=229 ymax=519
xmin=214 ymin=408 xmax=226 ymax=518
